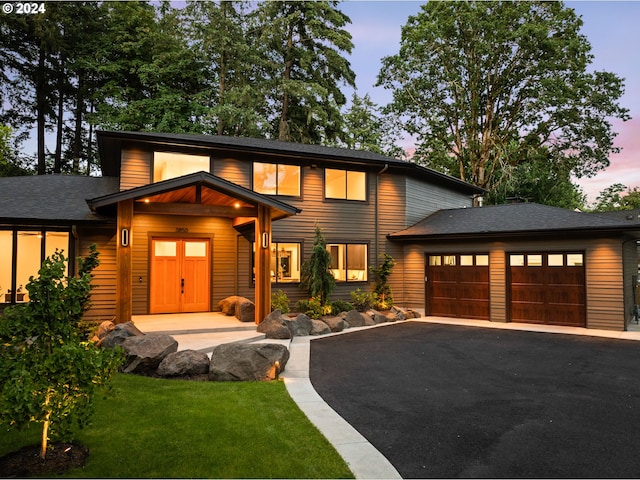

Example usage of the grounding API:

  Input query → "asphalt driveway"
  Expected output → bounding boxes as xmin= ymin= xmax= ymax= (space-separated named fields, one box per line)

xmin=309 ymin=322 xmax=640 ymax=478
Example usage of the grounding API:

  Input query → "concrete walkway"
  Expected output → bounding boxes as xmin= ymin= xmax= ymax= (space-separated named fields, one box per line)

xmin=135 ymin=313 xmax=640 ymax=479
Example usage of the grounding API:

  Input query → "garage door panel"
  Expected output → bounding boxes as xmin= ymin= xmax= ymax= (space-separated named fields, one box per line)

xmin=426 ymin=254 xmax=490 ymax=320
xmin=508 ymin=253 xmax=585 ymax=327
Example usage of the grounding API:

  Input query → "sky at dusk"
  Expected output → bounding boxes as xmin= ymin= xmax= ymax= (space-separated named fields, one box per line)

xmin=338 ymin=0 xmax=640 ymax=204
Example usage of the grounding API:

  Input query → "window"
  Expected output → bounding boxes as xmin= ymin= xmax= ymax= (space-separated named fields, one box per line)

xmin=567 ymin=253 xmax=584 ymax=267
xmin=253 ymin=163 xmax=300 ymax=196
xmin=325 ymin=168 xmax=366 ymax=201
xmin=154 ymin=151 xmax=210 ymax=182
xmin=1 ymin=229 xmax=70 ymax=304
xmin=327 ymin=243 xmax=368 ymax=282
xmin=270 ymin=243 xmax=301 ymax=283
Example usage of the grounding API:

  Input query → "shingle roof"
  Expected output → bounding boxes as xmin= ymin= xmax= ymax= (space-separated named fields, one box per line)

xmin=0 ymin=175 xmax=119 ymax=224
xmin=96 ymin=130 xmax=485 ymax=195
xmin=389 ymin=203 xmax=640 ymax=241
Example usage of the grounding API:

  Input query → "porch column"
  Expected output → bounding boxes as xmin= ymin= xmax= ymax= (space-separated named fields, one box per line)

xmin=116 ymin=198 xmax=133 ymax=324
xmin=254 ymin=205 xmax=272 ymax=324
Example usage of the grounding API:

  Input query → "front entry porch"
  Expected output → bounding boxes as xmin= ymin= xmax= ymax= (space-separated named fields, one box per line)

xmin=132 ymin=312 xmax=265 ymax=353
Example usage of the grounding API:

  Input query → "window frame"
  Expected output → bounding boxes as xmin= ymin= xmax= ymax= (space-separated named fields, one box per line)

xmin=252 ymin=162 xmax=301 ymax=197
xmin=326 ymin=242 xmax=369 ymax=283
xmin=324 ymin=168 xmax=368 ymax=202
xmin=0 ymin=228 xmax=73 ymax=305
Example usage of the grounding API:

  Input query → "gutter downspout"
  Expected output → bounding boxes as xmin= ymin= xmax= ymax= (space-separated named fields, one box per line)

xmin=375 ymin=164 xmax=389 ymax=270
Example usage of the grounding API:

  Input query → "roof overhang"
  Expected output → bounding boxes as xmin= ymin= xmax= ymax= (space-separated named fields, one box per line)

xmin=86 ymin=171 xmax=301 ymax=221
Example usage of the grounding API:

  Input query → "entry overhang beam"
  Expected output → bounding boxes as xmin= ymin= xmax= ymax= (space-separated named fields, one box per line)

xmin=135 ymin=203 xmax=257 ymax=218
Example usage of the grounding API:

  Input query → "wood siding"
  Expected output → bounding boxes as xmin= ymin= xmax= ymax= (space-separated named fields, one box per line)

xmin=399 ymin=236 xmax=628 ymax=330
xmin=120 ymin=149 xmax=151 ymax=190
xmin=78 ymin=227 xmax=117 ymax=324
xmin=405 ymin=177 xmax=473 ymax=226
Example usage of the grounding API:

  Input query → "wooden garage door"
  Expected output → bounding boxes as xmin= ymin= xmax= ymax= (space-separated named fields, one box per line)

xmin=426 ymin=254 xmax=490 ymax=320
xmin=508 ymin=253 xmax=585 ymax=327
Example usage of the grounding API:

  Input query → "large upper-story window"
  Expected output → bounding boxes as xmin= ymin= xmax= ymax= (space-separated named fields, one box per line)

xmin=153 ymin=152 xmax=210 ymax=182
xmin=253 ymin=162 xmax=300 ymax=196
xmin=328 ymin=243 xmax=368 ymax=282
xmin=325 ymin=168 xmax=366 ymax=201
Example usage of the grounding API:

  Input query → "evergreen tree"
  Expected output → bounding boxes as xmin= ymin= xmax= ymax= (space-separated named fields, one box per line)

xmin=252 ymin=1 xmax=356 ymax=144
xmin=300 ymin=224 xmax=335 ymax=305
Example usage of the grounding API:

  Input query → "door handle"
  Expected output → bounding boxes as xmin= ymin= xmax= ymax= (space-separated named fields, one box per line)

xmin=181 ymin=278 xmax=185 ymax=294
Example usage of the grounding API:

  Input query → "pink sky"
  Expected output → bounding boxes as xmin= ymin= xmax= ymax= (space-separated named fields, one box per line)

xmin=341 ymin=1 xmax=640 ymax=205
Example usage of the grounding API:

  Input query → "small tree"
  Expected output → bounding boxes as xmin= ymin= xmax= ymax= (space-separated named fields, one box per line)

xmin=0 ymin=245 xmax=123 ymax=460
xmin=370 ymin=253 xmax=396 ymax=310
xmin=299 ymin=224 xmax=335 ymax=306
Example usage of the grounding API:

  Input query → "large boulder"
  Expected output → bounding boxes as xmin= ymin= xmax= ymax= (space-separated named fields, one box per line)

xmin=320 ymin=315 xmax=348 ymax=332
xmin=209 ymin=343 xmax=290 ymax=381
xmin=157 ymin=350 xmax=210 ymax=378
xmin=310 ymin=319 xmax=331 ymax=335
xmin=121 ymin=334 xmax=178 ymax=375
xmin=100 ymin=321 xmax=145 ymax=349
xmin=284 ymin=313 xmax=313 ymax=336
xmin=366 ymin=309 xmax=389 ymax=324
xmin=344 ymin=310 xmax=367 ymax=327
xmin=257 ymin=309 xmax=292 ymax=339
xmin=217 ymin=296 xmax=251 ymax=316
xmin=235 ymin=299 xmax=255 ymax=323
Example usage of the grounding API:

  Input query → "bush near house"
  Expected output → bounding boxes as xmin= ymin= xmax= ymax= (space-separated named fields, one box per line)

xmin=0 ymin=245 xmax=123 ymax=461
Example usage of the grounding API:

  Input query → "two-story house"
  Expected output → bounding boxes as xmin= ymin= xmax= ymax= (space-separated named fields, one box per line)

xmin=1 ymin=130 xmax=638 ymax=330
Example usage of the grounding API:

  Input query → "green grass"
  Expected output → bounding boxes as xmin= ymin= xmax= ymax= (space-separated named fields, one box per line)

xmin=0 ymin=374 xmax=354 ymax=478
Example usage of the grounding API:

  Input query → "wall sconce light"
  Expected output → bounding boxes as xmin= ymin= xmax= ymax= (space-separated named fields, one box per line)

xmin=121 ymin=228 xmax=130 ymax=247
xmin=262 ymin=232 xmax=270 ymax=249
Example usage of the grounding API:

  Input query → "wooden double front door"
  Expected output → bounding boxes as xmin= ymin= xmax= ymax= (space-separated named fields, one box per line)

xmin=150 ymin=238 xmax=211 ymax=314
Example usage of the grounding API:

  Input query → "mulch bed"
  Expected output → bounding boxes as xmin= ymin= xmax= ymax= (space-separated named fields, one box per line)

xmin=0 ymin=442 xmax=88 ymax=478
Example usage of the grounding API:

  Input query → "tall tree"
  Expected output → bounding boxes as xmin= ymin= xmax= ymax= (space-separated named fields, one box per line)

xmin=182 ymin=0 xmax=265 ymax=137
xmin=592 ymin=184 xmax=640 ymax=212
xmin=252 ymin=1 xmax=356 ymax=144
xmin=339 ymin=92 xmax=405 ymax=158
xmin=377 ymin=1 xmax=629 ymax=193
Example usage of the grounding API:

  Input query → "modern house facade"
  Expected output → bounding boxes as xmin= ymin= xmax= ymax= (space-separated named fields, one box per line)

xmin=0 ymin=131 xmax=638 ymax=330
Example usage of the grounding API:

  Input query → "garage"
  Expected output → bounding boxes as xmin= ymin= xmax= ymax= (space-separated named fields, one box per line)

xmin=426 ymin=253 xmax=490 ymax=320
xmin=508 ymin=252 xmax=586 ymax=327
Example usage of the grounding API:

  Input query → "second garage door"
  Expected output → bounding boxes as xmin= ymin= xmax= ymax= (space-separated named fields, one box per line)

xmin=508 ymin=252 xmax=586 ymax=327
xmin=426 ymin=254 xmax=490 ymax=320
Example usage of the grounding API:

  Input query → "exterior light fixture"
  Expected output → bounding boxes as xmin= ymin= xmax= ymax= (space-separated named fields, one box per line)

xmin=274 ymin=360 xmax=280 ymax=380
xmin=121 ymin=228 xmax=130 ymax=247
xmin=262 ymin=232 xmax=270 ymax=249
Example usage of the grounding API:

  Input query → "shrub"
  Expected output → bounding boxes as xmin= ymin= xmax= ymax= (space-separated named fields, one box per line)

xmin=330 ymin=299 xmax=354 ymax=315
xmin=295 ymin=296 xmax=331 ymax=319
xmin=0 ymin=245 xmax=123 ymax=459
xmin=350 ymin=288 xmax=378 ymax=312
xmin=371 ymin=253 xmax=396 ymax=309
xmin=271 ymin=289 xmax=290 ymax=314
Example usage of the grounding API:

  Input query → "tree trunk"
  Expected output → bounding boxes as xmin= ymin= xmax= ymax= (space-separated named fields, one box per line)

xmin=73 ymin=73 xmax=84 ymax=174
xmin=54 ymin=58 xmax=65 ymax=174
xmin=36 ymin=49 xmax=47 ymax=175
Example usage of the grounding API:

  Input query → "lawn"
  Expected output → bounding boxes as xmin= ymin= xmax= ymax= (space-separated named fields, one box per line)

xmin=0 ymin=374 xmax=354 ymax=478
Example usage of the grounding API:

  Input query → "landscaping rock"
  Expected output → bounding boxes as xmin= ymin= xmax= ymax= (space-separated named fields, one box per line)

xmin=100 ymin=321 xmax=145 ymax=349
xmin=209 ymin=343 xmax=290 ymax=381
xmin=235 ymin=299 xmax=255 ymax=323
xmin=310 ymin=319 xmax=331 ymax=335
xmin=320 ymin=315 xmax=348 ymax=332
xmin=121 ymin=334 xmax=178 ymax=375
xmin=344 ymin=310 xmax=367 ymax=327
xmin=217 ymin=296 xmax=251 ymax=316
xmin=284 ymin=313 xmax=313 ymax=336
xmin=366 ymin=309 xmax=389 ymax=324
xmin=157 ymin=350 xmax=210 ymax=377
xmin=257 ymin=309 xmax=292 ymax=339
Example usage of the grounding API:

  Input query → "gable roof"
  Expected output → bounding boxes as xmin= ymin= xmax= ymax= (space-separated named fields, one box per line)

xmin=389 ymin=203 xmax=640 ymax=241
xmin=86 ymin=171 xmax=301 ymax=220
xmin=0 ymin=175 xmax=119 ymax=225
xmin=96 ymin=130 xmax=484 ymax=195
